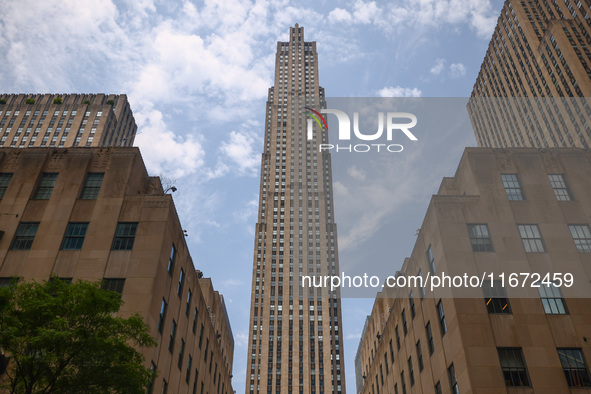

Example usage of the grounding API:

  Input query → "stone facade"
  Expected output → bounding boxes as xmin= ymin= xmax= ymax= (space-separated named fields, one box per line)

xmin=0 ymin=147 xmax=233 ymax=394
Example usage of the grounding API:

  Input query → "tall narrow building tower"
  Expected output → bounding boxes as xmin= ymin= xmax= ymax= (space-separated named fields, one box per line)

xmin=246 ymin=25 xmax=345 ymax=394
xmin=468 ymin=0 xmax=591 ymax=148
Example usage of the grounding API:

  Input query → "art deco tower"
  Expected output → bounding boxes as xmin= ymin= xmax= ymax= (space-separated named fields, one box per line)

xmin=246 ymin=25 xmax=345 ymax=394
xmin=468 ymin=0 xmax=591 ymax=148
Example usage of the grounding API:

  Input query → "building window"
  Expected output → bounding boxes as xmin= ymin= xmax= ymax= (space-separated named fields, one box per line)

xmin=467 ymin=223 xmax=494 ymax=252
xmin=518 ymin=224 xmax=546 ymax=252
xmin=0 ymin=277 xmax=18 ymax=288
xmin=409 ymin=291 xmax=416 ymax=318
xmin=162 ymin=379 xmax=168 ymax=394
xmin=0 ymin=173 xmax=13 ymax=198
xmin=548 ymin=174 xmax=572 ymax=201
xmin=10 ymin=222 xmax=39 ymax=250
xmin=80 ymin=172 xmax=104 ymax=199
xmin=395 ymin=325 xmax=401 ymax=349
xmin=34 ymin=172 xmax=58 ymax=199
xmin=557 ymin=348 xmax=591 ymax=387
xmin=483 ymin=280 xmax=511 ymax=314
xmin=448 ymin=363 xmax=459 ymax=394
xmin=569 ymin=224 xmax=591 ymax=252
xmin=501 ymin=173 xmax=524 ymax=200
xmin=436 ymin=300 xmax=447 ymax=336
xmin=186 ymin=355 xmax=192 ymax=383
xmin=198 ymin=324 xmax=204 ymax=348
xmin=427 ymin=245 xmax=436 ymax=273
xmin=435 ymin=381 xmax=442 ymax=394
xmin=112 ymin=222 xmax=138 ymax=250
xmin=186 ymin=289 xmax=192 ymax=316
xmin=537 ymin=282 xmax=567 ymax=314
xmin=192 ymin=308 xmax=198 ymax=334
xmin=498 ymin=348 xmax=530 ymax=386
xmin=158 ymin=298 xmax=167 ymax=334
xmin=61 ymin=222 xmax=88 ymax=250
xmin=178 ymin=268 xmax=185 ymax=297
xmin=389 ymin=339 xmax=394 ymax=363
xmin=401 ymin=309 xmax=408 ymax=335
xmin=426 ymin=322 xmax=434 ymax=355
xmin=168 ymin=244 xmax=176 ymax=275
xmin=400 ymin=370 xmax=406 ymax=394
xmin=101 ymin=278 xmax=125 ymax=295
xmin=178 ymin=339 xmax=185 ymax=369
xmin=169 ymin=320 xmax=177 ymax=353
xmin=408 ymin=357 xmax=414 ymax=386
xmin=418 ymin=269 xmax=425 ymax=299
xmin=416 ymin=340 xmax=424 ymax=371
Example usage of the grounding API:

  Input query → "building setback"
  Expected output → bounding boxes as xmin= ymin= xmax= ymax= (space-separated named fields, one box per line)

xmin=0 ymin=94 xmax=136 ymax=148
xmin=356 ymin=148 xmax=591 ymax=393
xmin=468 ymin=0 xmax=591 ymax=148
xmin=245 ymin=25 xmax=346 ymax=393
xmin=0 ymin=147 xmax=233 ymax=394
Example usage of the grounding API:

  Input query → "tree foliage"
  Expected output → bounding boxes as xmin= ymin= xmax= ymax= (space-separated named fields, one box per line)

xmin=0 ymin=279 xmax=157 ymax=394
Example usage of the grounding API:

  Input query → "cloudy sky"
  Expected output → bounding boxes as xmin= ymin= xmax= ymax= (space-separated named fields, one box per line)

xmin=0 ymin=0 xmax=504 ymax=391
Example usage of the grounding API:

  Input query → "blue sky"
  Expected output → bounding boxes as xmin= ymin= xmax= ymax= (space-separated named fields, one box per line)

xmin=0 ymin=0 xmax=505 ymax=391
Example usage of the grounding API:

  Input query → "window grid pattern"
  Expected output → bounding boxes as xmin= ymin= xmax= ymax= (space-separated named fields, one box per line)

xmin=558 ymin=348 xmax=591 ymax=387
xmin=35 ymin=172 xmax=58 ymax=199
xmin=427 ymin=245 xmax=436 ymax=273
xmin=437 ymin=300 xmax=447 ymax=336
xmin=518 ymin=224 xmax=546 ymax=252
xmin=448 ymin=363 xmax=459 ymax=394
xmin=483 ymin=280 xmax=512 ymax=314
xmin=0 ymin=173 xmax=13 ymax=199
xmin=538 ymin=282 xmax=567 ymax=314
xmin=61 ymin=222 xmax=88 ymax=250
xmin=112 ymin=222 xmax=138 ymax=250
xmin=548 ymin=174 xmax=572 ymax=201
xmin=569 ymin=224 xmax=591 ymax=252
xmin=80 ymin=172 xmax=104 ymax=199
xmin=467 ymin=223 xmax=494 ymax=252
xmin=501 ymin=173 xmax=525 ymax=200
xmin=11 ymin=222 xmax=39 ymax=250
xmin=498 ymin=348 xmax=530 ymax=386
xmin=101 ymin=278 xmax=125 ymax=294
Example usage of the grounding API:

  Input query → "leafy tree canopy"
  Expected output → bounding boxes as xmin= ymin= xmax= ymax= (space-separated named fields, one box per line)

xmin=0 ymin=278 xmax=157 ymax=394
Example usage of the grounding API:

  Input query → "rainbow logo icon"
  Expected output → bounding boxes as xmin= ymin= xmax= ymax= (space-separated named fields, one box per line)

xmin=305 ymin=107 xmax=328 ymax=132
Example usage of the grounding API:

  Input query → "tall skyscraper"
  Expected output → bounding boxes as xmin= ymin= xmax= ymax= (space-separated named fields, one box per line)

xmin=468 ymin=0 xmax=591 ymax=148
xmin=0 ymin=94 xmax=136 ymax=148
xmin=246 ymin=25 xmax=345 ymax=394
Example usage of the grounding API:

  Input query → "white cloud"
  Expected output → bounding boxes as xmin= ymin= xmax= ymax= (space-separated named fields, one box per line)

xmin=347 ymin=166 xmax=367 ymax=181
xmin=377 ymin=86 xmax=422 ymax=97
xmin=328 ymin=8 xmax=353 ymax=23
xmin=219 ymin=129 xmax=261 ymax=176
xmin=327 ymin=0 xmax=498 ymax=38
xmin=450 ymin=62 xmax=467 ymax=77
xmin=133 ymin=105 xmax=205 ymax=178
xmin=430 ymin=58 xmax=446 ymax=75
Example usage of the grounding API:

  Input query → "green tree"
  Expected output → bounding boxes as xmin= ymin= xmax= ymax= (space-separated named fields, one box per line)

xmin=0 ymin=279 xmax=157 ymax=394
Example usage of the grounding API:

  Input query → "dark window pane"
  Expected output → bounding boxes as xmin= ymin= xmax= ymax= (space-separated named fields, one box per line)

xmin=498 ymin=348 xmax=530 ymax=386
xmin=558 ymin=348 xmax=591 ymax=387
xmin=80 ymin=173 xmax=104 ymax=199
xmin=0 ymin=173 xmax=13 ymax=199
xmin=61 ymin=222 xmax=88 ymax=250
xmin=112 ymin=222 xmax=138 ymax=250
xmin=101 ymin=278 xmax=125 ymax=294
xmin=11 ymin=222 xmax=39 ymax=250
xmin=35 ymin=172 xmax=58 ymax=199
